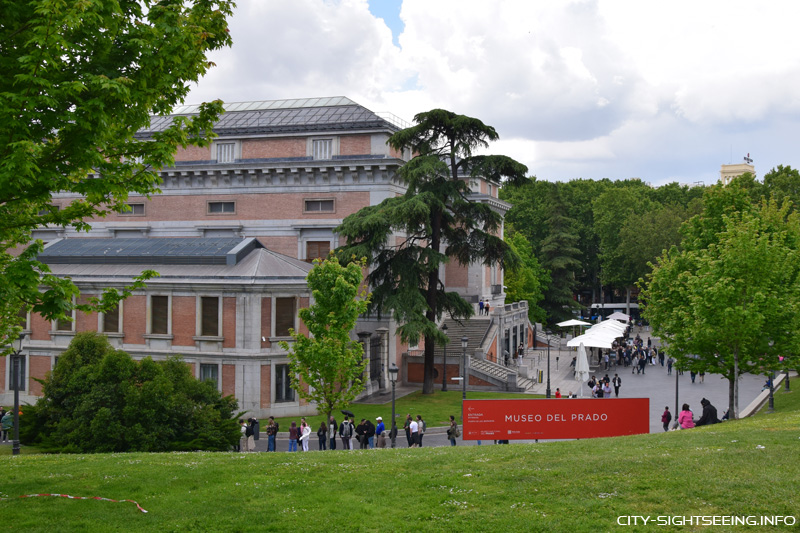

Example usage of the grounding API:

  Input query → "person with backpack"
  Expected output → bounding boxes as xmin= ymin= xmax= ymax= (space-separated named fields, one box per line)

xmin=661 ymin=406 xmax=672 ymax=432
xmin=339 ymin=416 xmax=354 ymax=450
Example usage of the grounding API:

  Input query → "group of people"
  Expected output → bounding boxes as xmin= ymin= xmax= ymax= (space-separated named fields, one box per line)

xmin=661 ymin=398 xmax=722 ymax=431
xmin=477 ymin=299 xmax=491 ymax=316
xmin=584 ymin=374 xmax=623 ymax=398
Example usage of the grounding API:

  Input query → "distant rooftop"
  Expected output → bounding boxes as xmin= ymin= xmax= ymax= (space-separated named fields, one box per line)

xmin=137 ymin=96 xmax=410 ymax=137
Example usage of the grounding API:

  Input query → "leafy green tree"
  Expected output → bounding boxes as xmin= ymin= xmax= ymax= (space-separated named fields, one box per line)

xmin=22 ymin=332 xmax=240 ymax=452
xmin=641 ymin=193 xmax=800 ymax=419
xmin=763 ymin=165 xmax=800 ymax=210
xmin=280 ymin=256 xmax=371 ymax=422
xmin=337 ymin=109 xmax=528 ymax=394
xmin=0 ymin=0 xmax=233 ymax=346
xmin=539 ymin=187 xmax=583 ymax=325
xmin=504 ymin=229 xmax=548 ymax=323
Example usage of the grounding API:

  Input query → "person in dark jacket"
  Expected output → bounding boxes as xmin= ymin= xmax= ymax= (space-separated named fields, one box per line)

xmin=365 ymin=419 xmax=376 ymax=449
xmin=695 ymin=398 xmax=720 ymax=426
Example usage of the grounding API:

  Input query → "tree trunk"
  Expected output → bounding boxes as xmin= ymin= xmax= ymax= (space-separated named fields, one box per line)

xmin=625 ymin=287 xmax=631 ymax=317
xmin=729 ymin=349 xmax=739 ymax=419
xmin=422 ymin=206 xmax=444 ymax=395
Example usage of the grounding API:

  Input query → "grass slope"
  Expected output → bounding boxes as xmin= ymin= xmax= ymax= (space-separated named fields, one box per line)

xmin=1 ymin=391 xmax=798 ymax=532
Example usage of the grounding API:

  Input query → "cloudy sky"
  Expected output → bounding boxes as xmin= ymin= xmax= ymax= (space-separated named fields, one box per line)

xmin=186 ymin=0 xmax=800 ymax=186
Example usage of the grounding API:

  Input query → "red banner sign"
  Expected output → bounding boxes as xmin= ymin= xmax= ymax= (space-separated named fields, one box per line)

xmin=463 ymin=398 xmax=649 ymax=440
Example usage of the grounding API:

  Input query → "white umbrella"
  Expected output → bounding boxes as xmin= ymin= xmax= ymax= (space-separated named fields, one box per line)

xmin=557 ymin=319 xmax=592 ymax=339
xmin=575 ymin=342 xmax=590 ymax=397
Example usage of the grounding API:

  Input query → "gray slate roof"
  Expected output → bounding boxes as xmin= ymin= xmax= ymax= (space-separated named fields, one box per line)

xmin=38 ymin=238 xmax=313 ymax=285
xmin=137 ymin=96 xmax=400 ymax=137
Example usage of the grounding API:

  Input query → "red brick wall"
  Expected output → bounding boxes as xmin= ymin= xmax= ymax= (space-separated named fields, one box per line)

xmin=174 ymin=145 xmax=211 ymax=162
xmin=222 ymin=364 xmax=235 ymax=397
xmin=445 ymin=261 xmax=468 ymax=288
xmin=77 ymin=308 xmax=97 ymax=333
xmin=100 ymin=191 xmax=372 ymax=223
xmin=487 ymin=337 xmax=497 ymax=363
xmin=339 ymin=135 xmax=370 ymax=156
xmin=222 ymin=297 xmax=236 ymax=348
xmin=172 ymin=296 xmax=195 ymax=346
xmin=28 ymin=355 xmax=51 ymax=396
xmin=297 ymin=297 xmax=309 ymax=336
xmin=242 ymin=138 xmax=306 ymax=159
xmin=125 ymin=295 xmax=147 ymax=344
xmin=469 ymin=375 xmax=495 ymax=387
xmin=406 ymin=360 xmax=424 ymax=383
xmin=260 ymin=364 xmax=271 ymax=408
xmin=256 ymin=236 xmax=297 ymax=258
xmin=30 ymin=312 xmax=51 ymax=342
xmin=261 ymin=297 xmax=271 ymax=348
xmin=389 ymin=145 xmax=404 ymax=159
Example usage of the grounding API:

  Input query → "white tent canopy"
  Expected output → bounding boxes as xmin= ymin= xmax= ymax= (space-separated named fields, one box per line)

xmin=556 ymin=319 xmax=592 ymax=328
xmin=606 ymin=311 xmax=630 ymax=322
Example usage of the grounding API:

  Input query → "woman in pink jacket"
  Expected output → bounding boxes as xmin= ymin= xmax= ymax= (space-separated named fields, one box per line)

xmin=678 ymin=403 xmax=695 ymax=429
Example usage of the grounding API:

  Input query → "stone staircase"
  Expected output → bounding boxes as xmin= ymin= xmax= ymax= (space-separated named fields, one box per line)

xmin=434 ymin=317 xmax=534 ymax=392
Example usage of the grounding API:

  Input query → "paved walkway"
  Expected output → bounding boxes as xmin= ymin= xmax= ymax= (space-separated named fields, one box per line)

xmin=524 ymin=326 xmax=767 ymax=433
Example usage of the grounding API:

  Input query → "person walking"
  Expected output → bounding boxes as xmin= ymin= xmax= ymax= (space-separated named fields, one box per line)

xmin=602 ymin=381 xmax=612 ymax=398
xmin=317 ymin=420 xmax=327 ymax=450
xmin=661 ymin=406 xmax=672 ymax=432
xmin=446 ymin=415 xmax=459 ymax=446
xmin=612 ymin=374 xmax=622 ymax=397
xmin=667 ymin=357 xmax=673 ymax=375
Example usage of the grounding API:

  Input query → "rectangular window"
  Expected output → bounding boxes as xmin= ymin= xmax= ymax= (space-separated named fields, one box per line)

xmin=200 ymin=363 xmax=219 ymax=388
xmin=312 ymin=139 xmax=332 ymax=160
xmin=208 ymin=201 xmax=235 ymax=214
xmin=55 ymin=315 xmax=73 ymax=332
xmin=275 ymin=364 xmax=294 ymax=402
xmin=38 ymin=205 xmax=60 ymax=216
xmin=275 ymin=297 xmax=295 ymax=337
xmin=120 ymin=203 xmax=145 ymax=216
xmin=9 ymin=354 xmax=26 ymax=392
xmin=17 ymin=308 xmax=28 ymax=330
xmin=103 ymin=305 xmax=120 ymax=333
xmin=216 ymin=142 xmax=236 ymax=163
xmin=150 ymin=295 xmax=169 ymax=335
xmin=200 ymin=297 xmax=220 ymax=337
xmin=305 ymin=241 xmax=330 ymax=262
xmin=304 ymin=199 xmax=334 ymax=213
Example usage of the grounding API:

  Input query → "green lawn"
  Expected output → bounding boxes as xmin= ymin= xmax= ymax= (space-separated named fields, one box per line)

xmin=1 ymin=394 xmax=798 ymax=532
xmin=271 ymin=390 xmax=538 ymax=432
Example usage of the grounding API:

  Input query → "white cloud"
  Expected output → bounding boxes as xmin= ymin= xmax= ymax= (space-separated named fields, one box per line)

xmin=186 ymin=0 xmax=800 ymax=185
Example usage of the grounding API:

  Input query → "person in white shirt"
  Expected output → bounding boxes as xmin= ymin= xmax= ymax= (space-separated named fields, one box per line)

xmin=409 ymin=418 xmax=419 ymax=447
